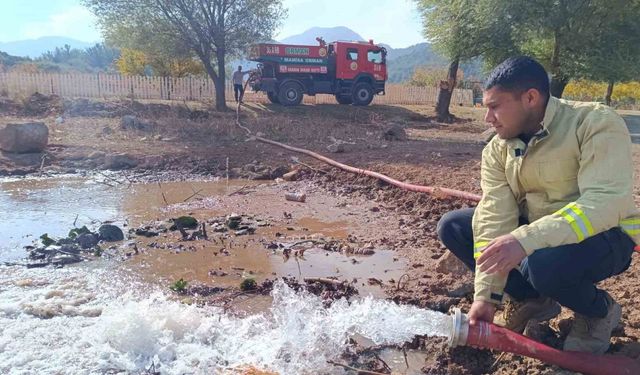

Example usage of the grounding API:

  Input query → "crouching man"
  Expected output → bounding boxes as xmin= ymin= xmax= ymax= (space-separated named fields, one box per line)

xmin=437 ymin=56 xmax=638 ymax=354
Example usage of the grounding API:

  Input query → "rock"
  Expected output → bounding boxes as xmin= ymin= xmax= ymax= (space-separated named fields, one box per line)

xmin=285 ymin=192 xmax=306 ymax=202
xmin=102 ymin=126 xmax=114 ymax=135
xmin=76 ymin=233 xmax=99 ymax=249
xmin=51 ymin=254 xmax=81 ymax=265
xmin=382 ymin=124 xmax=407 ymax=141
xmin=212 ymin=223 xmax=227 ymax=232
xmin=282 ymin=170 xmax=299 ymax=181
xmin=98 ymin=224 xmax=124 ymax=242
xmin=0 ymin=122 xmax=49 ymax=153
xmin=55 ymin=116 xmax=64 ymax=124
xmin=170 ymin=216 xmax=198 ymax=230
xmin=270 ymin=166 xmax=289 ymax=179
xmin=60 ymin=244 xmax=81 ymax=254
xmin=226 ymin=214 xmax=242 ymax=229
xmin=327 ymin=143 xmax=344 ymax=153
xmin=102 ymin=153 xmax=138 ymax=170
xmin=134 ymin=228 xmax=159 ymax=237
xmin=435 ymin=251 xmax=469 ymax=276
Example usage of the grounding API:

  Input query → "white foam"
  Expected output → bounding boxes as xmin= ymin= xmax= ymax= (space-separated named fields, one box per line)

xmin=0 ymin=266 xmax=450 ymax=374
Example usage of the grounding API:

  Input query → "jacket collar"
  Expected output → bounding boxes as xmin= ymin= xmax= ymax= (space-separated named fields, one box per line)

xmin=542 ymin=96 xmax=559 ymax=131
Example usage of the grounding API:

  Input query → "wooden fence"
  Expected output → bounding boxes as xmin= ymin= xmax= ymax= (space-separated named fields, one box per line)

xmin=0 ymin=73 xmax=473 ymax=106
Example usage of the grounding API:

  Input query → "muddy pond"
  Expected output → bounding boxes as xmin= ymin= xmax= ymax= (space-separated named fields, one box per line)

xmin=0 ymin=174 xmax=452 ymax=374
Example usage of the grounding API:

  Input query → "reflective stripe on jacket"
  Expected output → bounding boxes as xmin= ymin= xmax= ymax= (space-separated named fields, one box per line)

xmin=472 ymin=96 xmax=640 ymax=304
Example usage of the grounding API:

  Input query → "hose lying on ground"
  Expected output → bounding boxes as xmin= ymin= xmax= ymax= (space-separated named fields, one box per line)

xmin=235 ymin=77 xmax=481 ymax=203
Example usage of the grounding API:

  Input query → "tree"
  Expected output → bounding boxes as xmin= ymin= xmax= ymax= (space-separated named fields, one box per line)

xmin=115 ymin=47 xmax=205 ymax=77
xmin=83 ymin=0 xmax=286 ymax=111
xmin=415 ymin=0 xmax=511 ymax=122
xmin=85 ymin=43 xmax=120 ymax=70
xmin=116 ymin=48 xmax=147 ymax=76
xmin=568 ymin=1 xmax=640 ymax=105
xmin=410 ymin=66 xmax=463 ymax=88
xmin=417 ymin=0 xmax=640 ymax=102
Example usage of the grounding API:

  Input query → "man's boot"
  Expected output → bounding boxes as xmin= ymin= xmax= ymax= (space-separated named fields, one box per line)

xmin=494 ymin=296 xmax=561 ymax=334
xmin=563 ymin=292 xmax=621 ymax=354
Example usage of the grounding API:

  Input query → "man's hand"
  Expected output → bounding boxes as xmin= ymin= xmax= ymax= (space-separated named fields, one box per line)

xmin=468 ymin=300 xmax=496 ymax=325
xmin=477 ymin=234 xmax=527 ymax=275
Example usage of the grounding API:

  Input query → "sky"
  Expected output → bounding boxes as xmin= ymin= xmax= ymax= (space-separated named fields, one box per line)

xmin=0 ymin=0 xmax=425 ymax=48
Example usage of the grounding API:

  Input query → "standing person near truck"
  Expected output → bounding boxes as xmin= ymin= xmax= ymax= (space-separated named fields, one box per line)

xmin=232 ymin=66 xmax=250 ymax=103
xmin=437 ymin=56 xmax=639 ymax=354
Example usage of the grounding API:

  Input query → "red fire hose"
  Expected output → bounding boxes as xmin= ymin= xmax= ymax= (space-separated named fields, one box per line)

xmin=450 ymin=309 xmax=640 ymax=374
xmin=252 ymin=135 xmax=482 ymax=202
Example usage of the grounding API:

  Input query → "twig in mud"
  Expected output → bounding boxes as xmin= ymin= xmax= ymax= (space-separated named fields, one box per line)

xmin=56 ymin=249 xmax=93 ymax=261
xmin=157 ymin=182 xmax=169 ymax=205
xmin=228 ymin=184 xmax=250 ymax=196
xmin=183 ymin=188 xmax=204 ymax=202
xmin=397 ymin=274 xmax=410 ymax=291
xmin=96 ymin=171 xmax=123 ymax=185
xmin=290 ymin=157 xmax=326 ymax=174
xmin=326 ymin=360 xmax=388 ymax=375
xmin=373 ymin=353 xmax=392 ymax=373
xmin=201 ymin=222 xmax=208 ymax=240
xmin=226 ymin=156 xmax=229 ymax=187
xmin=38 ymin=153 xmax=48 ymax=176
xmin=121 ymin=171 xmax=134 ymax=189
xmin=490 ymin=352 xmax=506 ymax=371
xmin=286 ymin=239 xmax=326 ymax=248
xmin=97 ymin=180 xmax=115 ymax=188
xmin=295 ymin=256 xmax=302 ymax=279
xmin=402 ymin=345 xmax=409 ymax=370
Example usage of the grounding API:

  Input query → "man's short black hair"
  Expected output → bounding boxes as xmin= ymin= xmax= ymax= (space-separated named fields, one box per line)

xmin=484 ymin=56 xmax=550 ymax=98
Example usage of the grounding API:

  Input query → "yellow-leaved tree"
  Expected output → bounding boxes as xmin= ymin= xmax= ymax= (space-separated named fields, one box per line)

xmin=115 ymin=49 xmax=147 ymax=76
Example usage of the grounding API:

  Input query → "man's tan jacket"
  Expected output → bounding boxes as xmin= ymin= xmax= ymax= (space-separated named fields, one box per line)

xmin=473 ymin=96 xmax=640 ymax=304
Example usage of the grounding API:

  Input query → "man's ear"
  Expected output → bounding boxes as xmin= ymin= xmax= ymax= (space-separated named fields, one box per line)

xmin=524 ymin=88 xmax=541 ymax=108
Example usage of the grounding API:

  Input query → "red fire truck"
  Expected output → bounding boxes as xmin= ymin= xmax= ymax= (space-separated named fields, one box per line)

xmin=248 ymin=38 xmax=387 ymax=106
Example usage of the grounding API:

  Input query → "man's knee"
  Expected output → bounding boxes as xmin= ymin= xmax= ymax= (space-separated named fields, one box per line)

xmin=436 ymin=210 xmax=457 ymax=245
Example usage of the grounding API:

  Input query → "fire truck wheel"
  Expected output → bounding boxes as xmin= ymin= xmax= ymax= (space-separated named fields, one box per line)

xmin=352 ymin=82 xmax=374 ymax=106
xmin=267 ymin=91 xmax=280 ymax=104
xmin=278 ymin=81 xmax=304 ymax=106
xmin=335 ymin=95 xmax=353 ymax=105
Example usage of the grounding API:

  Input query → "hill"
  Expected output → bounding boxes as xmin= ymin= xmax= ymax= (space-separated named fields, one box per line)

xmin=385 ymin=43 xmax=485 ymax=83
xmin=0 ymin=37 xmax=96 ymax=58
xmin=280 ymin=26 xmax=365 ymax=45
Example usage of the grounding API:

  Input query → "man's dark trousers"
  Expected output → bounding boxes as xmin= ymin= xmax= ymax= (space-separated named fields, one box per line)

xmin=437 ymin=208 xmax=634 ymax=318
xmin=234 ymin=84 xmax=245 ymax=102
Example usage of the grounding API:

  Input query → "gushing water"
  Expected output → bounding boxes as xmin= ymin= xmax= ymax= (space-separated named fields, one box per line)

xmin=0 ymin=265 xmax=451 ymax=374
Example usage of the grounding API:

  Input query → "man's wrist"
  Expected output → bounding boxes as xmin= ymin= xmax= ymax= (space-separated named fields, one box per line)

xmin=510 ymin=226 xmax=540 ymax=256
